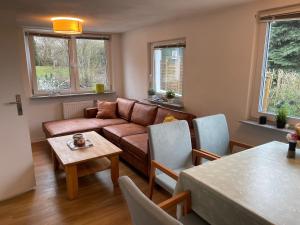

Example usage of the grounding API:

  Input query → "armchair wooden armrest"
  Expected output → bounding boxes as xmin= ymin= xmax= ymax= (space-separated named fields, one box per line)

xmin=159 ymin=191 xmax=191 ymax=215
xmin=192 ymin=149 xmax=220 ymax=165
xmin=229 ymin=140 xmax=253 ymax=152
xmin=151 ymin=160 xmax=179 ymax=180
xmin=149 ymin=160 xmax=178 ymax=199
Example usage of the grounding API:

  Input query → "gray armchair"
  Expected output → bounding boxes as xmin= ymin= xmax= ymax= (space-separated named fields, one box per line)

xmin=193 ymin=114 xmax=252 ymax=158
xmin=119 ymin=176 xmax=209 ymax=225
xmin=148 ymin=120 xmax=219 ymax=199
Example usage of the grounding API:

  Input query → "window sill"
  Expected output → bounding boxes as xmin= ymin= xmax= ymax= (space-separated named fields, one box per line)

xmin=30 ymin=92 xmax=115 ymax=100
xmin=240 ymin=120 xmax=293 ymax=134
xmin=145 ymin=98 xmax=184 ymax=109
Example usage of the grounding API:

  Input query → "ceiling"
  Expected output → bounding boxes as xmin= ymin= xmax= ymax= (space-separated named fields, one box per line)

xmin=4 ymin=0 xmax=258 ymax=33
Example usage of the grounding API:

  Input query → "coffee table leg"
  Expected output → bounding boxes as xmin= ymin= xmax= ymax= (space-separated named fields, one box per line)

xmin=65 ymin=165 xmax=78 ymax=200
xmin=110 ymin=155 xmax=119 ymax=187
xmin=52 ymin=151 xmax=59 ymax=171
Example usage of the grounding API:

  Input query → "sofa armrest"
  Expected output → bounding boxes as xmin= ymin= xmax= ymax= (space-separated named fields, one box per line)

xmin=84 ymin=107 xmax=98 ymax=118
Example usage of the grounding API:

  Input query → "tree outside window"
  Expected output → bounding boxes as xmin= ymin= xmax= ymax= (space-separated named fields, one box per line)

xmin=261 ymin=20 xmax=300 ymax=118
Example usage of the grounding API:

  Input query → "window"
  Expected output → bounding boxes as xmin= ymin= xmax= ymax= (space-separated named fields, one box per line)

xmin=32 ymin=36 xmax=71 ymax=92
xmin=76 ymin=38 xmax=108 ymax=90
xmin=151 ymin=40 xmax=185 ymax=96
xmin=258 ymin=19 xmax=300 ymax=119
xmin=26 ymin=32 xmax=110 ymax=95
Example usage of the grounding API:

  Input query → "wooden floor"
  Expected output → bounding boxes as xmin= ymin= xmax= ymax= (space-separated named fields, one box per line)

xmin=0 ymin=142 xmax=170 ymax=225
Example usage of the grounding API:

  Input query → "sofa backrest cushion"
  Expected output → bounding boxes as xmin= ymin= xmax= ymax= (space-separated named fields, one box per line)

xmin=154 ymin=107 xmax=195 ymax=127
xmin=117 ymin=98 xmax=136 ymax=121
xmin=131 ymin=103 xmax=158 ymax=126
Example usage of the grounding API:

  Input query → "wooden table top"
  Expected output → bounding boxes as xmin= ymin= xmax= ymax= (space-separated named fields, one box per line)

xmin=47 ymin=131 xmax=122 ymax=166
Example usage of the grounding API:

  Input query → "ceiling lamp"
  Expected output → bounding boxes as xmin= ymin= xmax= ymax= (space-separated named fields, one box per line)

xmin=51 ymin=17 xmax=83 ymax=34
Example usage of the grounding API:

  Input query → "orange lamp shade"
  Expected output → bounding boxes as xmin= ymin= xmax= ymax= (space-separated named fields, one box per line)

xmin=51 ymin=17 xmax=83 ymax=34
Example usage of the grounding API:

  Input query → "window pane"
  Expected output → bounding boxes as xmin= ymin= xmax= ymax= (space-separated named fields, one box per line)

xmin=153 ymin=47 xmax=183 ymax=95
xmin=76 ymin=39 xmax=108 ymax=90
xmin=33 ymin=36 xmax=70 ymax=91
xmin=261 ymin=20 xmax=300 ymax=118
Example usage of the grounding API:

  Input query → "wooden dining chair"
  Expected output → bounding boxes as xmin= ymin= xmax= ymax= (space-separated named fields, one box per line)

xmin=148 ymin=120 xmax=220 ymax=199
xmin=119 ymin=176 xmax=209 ymax=225
xmin=193 ymin=114 xmax=252 ymax=159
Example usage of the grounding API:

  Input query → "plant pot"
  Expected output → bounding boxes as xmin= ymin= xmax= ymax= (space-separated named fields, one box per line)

xmin=167 ymin=98 xmax=175 ymax=104
xmin=289 ymin=142 xmax=297 ymax=151
xmin=276 ymin=120 xmax=286 ymax=129
xmin=148 ymin=95 xmax=155 ymax=100
xmin=287 ymin=142 xmax=297 ymax=159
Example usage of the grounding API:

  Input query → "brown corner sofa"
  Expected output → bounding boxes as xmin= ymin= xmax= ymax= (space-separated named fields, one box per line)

xmin=43 ymin=98 xmax=196 ymax=177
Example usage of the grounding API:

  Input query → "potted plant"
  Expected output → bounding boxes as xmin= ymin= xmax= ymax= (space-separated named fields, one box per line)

xmin=276 ymin=107 xmax=288 ymax=129
xmin=165 ymin=90 xmax=176 ymax=103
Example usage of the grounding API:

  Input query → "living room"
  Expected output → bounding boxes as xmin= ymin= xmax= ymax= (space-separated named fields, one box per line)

xmin=1 ymin=0 xmax=300 ymax=224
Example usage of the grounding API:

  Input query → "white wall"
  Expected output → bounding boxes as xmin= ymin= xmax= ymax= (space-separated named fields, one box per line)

xmin=20 ymin=33 xmax=123 ymax=142
xmin=121 ymin=0 xmax=300 ymax=146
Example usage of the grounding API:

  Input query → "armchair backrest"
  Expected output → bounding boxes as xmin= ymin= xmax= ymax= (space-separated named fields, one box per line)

xmin=193 ymin=114 xmax=230 ymax=157
xmin=119 ymin=176 xmax=182 ymax=225
xmin=148 ymin=120 xmax=193 ymax=172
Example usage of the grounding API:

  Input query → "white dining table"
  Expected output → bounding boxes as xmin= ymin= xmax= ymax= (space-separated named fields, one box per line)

xmin=175 ymin=141 xmax=300 ymax=225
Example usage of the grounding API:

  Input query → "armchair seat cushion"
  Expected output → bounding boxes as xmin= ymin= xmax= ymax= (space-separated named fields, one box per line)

xmin=43 ymin=118 xmax=127 ymax=137
xmin=103 ymin=123 xmax=147 ymax=145
xmin=121 ymin=133 xmax=148 ymax=160
xmin=155 ymin=168 xmax=185 ymax=194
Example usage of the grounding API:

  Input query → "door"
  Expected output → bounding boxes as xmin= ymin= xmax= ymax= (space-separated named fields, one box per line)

xmin=0 ymin=11 xmax=35 ymax=201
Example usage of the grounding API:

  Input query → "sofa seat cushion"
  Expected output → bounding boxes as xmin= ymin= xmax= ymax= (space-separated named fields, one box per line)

xmin=120 ymin=133 xmax=148 ymax=161
xmin=130 ymin=103 xmax=157 ymax=126
xmin=103 ymin=123 xmax=147 ymax=145
xmin=43 ymin=118 xmax=127 ymax=137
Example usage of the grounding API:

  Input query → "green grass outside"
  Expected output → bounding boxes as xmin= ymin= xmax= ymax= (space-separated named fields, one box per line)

xmin=35 ymin=66 xmax=70 ymax=79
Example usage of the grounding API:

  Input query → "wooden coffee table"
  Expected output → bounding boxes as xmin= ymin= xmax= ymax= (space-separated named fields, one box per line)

xmin=47 ymin=131 xmax=122 ymax=200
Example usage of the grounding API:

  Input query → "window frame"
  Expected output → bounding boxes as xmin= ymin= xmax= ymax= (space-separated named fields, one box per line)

xmin=150 ymin=39 xmax=186 ymax=98
xmin=250 ymin=19 xmax=300 ymax=124
xmin=25 ymin=30 xmax=111 ymax=96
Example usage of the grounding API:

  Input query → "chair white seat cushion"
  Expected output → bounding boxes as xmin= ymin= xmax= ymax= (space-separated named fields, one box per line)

xmin=155 ymin=168 xmax=187 ymax=194
xmin=179 ymin=211 xmax=209 ymax=225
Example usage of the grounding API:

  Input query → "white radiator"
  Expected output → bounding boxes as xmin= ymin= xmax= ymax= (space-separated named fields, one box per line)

xmin=63 ymin=100 xmax=94 ymax=119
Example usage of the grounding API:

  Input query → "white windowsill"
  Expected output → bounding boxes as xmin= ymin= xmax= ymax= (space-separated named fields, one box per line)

xmin=145 ymin=98 xmax=184 ymax=109
xmin=30 ymin=91 xmax=115 ymax=99
xmin=240 ymin=120 xmax=293 ymax=134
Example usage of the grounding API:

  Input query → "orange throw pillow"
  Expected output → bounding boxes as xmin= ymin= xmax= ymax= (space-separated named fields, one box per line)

xmin=96 ymin=101 xmax=117 ymax=119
